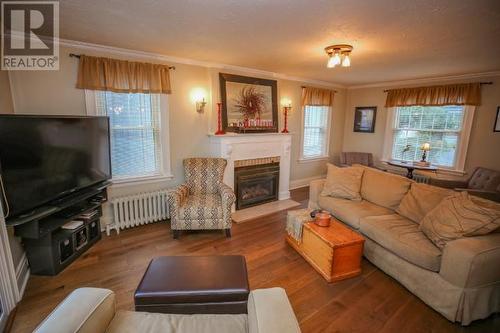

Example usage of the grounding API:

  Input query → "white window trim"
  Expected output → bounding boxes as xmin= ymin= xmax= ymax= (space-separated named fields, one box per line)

xmin=0 ymin=205 xmax=20 ymax=332
xmin=299 ymin=105 xmax=332 ymax=162
xmin=84 ymin=90 xmax=173 ymax=185
xmin=382 ymin=105 xmax=475 ymax=175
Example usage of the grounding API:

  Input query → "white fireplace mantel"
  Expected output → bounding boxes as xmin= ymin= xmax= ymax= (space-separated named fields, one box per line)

xmin=208 ymin=133 xmax=292 ymax=201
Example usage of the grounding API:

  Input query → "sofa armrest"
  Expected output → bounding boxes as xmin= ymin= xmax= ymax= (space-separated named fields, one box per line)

xmin=455 ymin=188 xmax=500 ymax=202
xmin=247 ymin=288 xmax=301 ymax=333
xmin=429 ymin=178 xmax=468 ymax=189
xmin=439 ymin=233 xmax=500 ymax=288
xmin=34 ymin=288 xmax=116 ymax=333
xmin=308 ymin=179 xmax=326 ymax=210
xmin=167 ymin=184 xmax=189 ymax=218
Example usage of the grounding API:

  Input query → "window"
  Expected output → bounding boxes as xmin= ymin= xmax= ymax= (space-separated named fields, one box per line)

xmin=301 ymin=105 xmax=331 ymax=160
xmin=89 ymin=91 xmax=171 ymax=181
xmin=386 ymin=105 xmax=474 ymax=170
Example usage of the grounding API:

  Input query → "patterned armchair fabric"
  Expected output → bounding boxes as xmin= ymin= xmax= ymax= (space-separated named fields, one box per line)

xmin=168 ymin=158 xmax=236 ymax=238
xmin=184 ymin=158 xmax=226 ymax=194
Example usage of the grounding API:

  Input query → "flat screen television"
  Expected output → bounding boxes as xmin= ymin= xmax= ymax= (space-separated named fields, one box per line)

xmin=0 ymin=115 xmax=111 ymax=219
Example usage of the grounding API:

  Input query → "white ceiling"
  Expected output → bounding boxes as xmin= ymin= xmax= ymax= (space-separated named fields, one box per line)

xmin=60 ymin=0 xmax=500 ymax=86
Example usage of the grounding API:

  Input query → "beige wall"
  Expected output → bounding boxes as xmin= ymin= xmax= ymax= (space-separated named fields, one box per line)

xmin=343 ymin=76 xmax=500 ymax=174
xmin=281 ymin=80 xmax=346 ymax=182
xmin=2 ymin=45 xmax=343 ymax=275
xmin=0 ymin=70 xmax=14 ymax=114
xmin=206 ymin=69 xmax=345 ymax=183
xmin=7 ymin=46 xmax=344 ymax=215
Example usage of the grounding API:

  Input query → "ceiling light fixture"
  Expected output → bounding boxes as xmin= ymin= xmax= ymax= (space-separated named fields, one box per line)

xmin=325 ymin=44 xmax=353 ymax=68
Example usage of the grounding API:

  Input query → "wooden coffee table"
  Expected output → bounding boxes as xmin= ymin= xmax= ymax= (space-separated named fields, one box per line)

xmin=286 ymin=218 xmax=365 ymax=282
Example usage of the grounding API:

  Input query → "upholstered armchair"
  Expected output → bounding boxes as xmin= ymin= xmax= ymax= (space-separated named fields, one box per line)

xmin=339 ymin=152 xmax=387 ymax=171
xmin=430 ymin=167 xmax=500 ymax=202
xmin=168 ymin=158 xmax=236 ymax=239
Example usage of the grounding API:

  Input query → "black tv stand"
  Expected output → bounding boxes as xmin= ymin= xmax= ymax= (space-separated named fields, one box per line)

xmin=12 ymin=182 xmax=110 ymax=276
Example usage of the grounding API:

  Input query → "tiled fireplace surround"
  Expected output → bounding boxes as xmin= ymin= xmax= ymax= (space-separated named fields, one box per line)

xmin=208 ymin=133 xmax=292 ymax=211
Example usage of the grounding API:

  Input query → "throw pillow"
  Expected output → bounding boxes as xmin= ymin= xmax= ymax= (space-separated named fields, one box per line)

xmin=396 ymin=183 xmax=454 ymax=224
xmin=358 ymin=165 xmax=413 ymax=210
xmin=420 ymin=191 xmax=500 ymax=249
xmin=321 ymin=164 xmax=364 ymax=201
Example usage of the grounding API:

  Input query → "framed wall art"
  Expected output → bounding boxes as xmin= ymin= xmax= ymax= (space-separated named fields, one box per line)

xmin=494 ymin=106 xmax=500 ymax=132
xmin=219 ymin=73 xmax=278 ymax=133
xmin=353 ymin=106 xmax=377 ymax=133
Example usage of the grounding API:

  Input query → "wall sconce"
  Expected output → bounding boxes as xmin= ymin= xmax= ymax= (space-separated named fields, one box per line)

xmin=196 ymin=98 xmax=207 ymax=113
xmin=191 ymin=88 xmax=207 ymax=113
xmin=281 ymin=98 xmax=292 ymax=133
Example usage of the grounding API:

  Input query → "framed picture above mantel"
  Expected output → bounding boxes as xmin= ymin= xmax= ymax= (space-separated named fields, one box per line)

xmin=219 ymin=73 xmax=278 ymax=133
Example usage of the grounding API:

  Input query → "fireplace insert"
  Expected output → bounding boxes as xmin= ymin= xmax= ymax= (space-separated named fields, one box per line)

xmin=234 ymin=162 xmax=279 ymax=210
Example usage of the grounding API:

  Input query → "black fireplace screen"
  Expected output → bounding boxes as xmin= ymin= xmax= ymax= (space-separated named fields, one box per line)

xmin=234 ymin=162 xmax=279 ymax=210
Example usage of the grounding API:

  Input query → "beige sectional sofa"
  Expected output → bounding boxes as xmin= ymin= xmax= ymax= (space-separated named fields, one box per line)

xmin=34 ymin=287 xmax=301 ymax=333
xmin=309 ymin=166 xmax=500 ymax=325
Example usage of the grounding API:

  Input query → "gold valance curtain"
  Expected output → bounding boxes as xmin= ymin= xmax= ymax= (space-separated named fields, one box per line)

xmin=301 ymin=86 xmax=335 ymax=106
xmin=76 ymin=55 xmax=172 ymax=94
xmin=385 ymin=83 xmax=481 ymax=107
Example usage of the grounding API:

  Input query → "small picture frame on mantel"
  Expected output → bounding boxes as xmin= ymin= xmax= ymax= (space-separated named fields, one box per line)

xmin=354 ymin=106 xmax=377 ymax=133
xmin=494 ymin=107 xmax=500 ymax=132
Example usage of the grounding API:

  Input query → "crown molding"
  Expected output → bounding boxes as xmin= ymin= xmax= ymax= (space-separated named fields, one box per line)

xmin=15 ymin=35 xmax=498 ymax=90
xmin=347 ymin=71 xmax=500 ymax=89
xmin=58 ymin=38 xmax=345 ymax=89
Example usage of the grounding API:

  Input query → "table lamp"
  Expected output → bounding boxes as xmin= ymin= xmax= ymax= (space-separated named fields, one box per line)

xmin=420 ymin=143 xmax=431 ymax=166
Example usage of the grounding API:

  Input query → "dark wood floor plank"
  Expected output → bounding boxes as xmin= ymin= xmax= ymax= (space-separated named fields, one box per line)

xmin=10 ymin=187 xmax=500 ymax=333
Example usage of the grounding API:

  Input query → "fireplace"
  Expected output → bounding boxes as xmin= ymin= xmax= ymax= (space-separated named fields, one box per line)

xmin=234 ymin=162 xmax=280 ymax=210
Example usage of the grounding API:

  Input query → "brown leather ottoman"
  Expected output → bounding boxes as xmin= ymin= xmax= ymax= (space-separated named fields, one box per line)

xmin=134 ymin=256 xmax=250 ymax=314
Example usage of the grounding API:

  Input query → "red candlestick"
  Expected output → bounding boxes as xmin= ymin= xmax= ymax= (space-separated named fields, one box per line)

xmin=215 ymin=102 xmax=225 ymax=135
xmin=281 ymin=107 xmax=290 ymax=133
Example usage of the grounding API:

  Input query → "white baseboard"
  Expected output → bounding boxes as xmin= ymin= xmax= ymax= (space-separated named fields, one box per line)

xmin=289 ymin=174 xmax=326 ymax=190
xmin=15 ymin=253 xmax=29 ymax=299
xmin=278 ymin=190 xmax=291 ymax=200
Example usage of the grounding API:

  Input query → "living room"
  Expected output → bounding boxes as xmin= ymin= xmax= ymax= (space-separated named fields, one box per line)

xmin=0 ymin=1 xmax=499 ymax=332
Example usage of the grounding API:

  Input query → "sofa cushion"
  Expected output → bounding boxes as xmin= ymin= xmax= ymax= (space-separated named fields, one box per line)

xmin=107 ymin=311 xmax=247 ymax=333
xmin=396 ymin=183 xmax=454 ymax=224
xmin=178 ymin=194 xmax=223 ymax=220
xmin=420 ymin=192 xmax=500 ymax=249
xmin=359 ymin=166 xmax=413 ymax=210
xmin=318 ymin=196 xmax=393 ymax=229
xmin=321 ymin=164 xmax=364 ymax=200
xmin=34 ymin=288 xmax=115 ymax=333
xmin=359 ymin=214 xmax=442 ymax=271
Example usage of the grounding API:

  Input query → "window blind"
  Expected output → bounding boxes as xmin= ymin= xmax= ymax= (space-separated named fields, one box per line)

xmin=95 ymin=91 xmax=162 ymax=178
xmin=392 ymin=105 xmax=464 ymax=167
xmin=302 ymin=105 xmax=330 ymax=159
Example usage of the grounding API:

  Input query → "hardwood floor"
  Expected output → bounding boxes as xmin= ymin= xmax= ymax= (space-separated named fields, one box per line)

xmin=10 ymin=187 xmax=500 ymax=332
